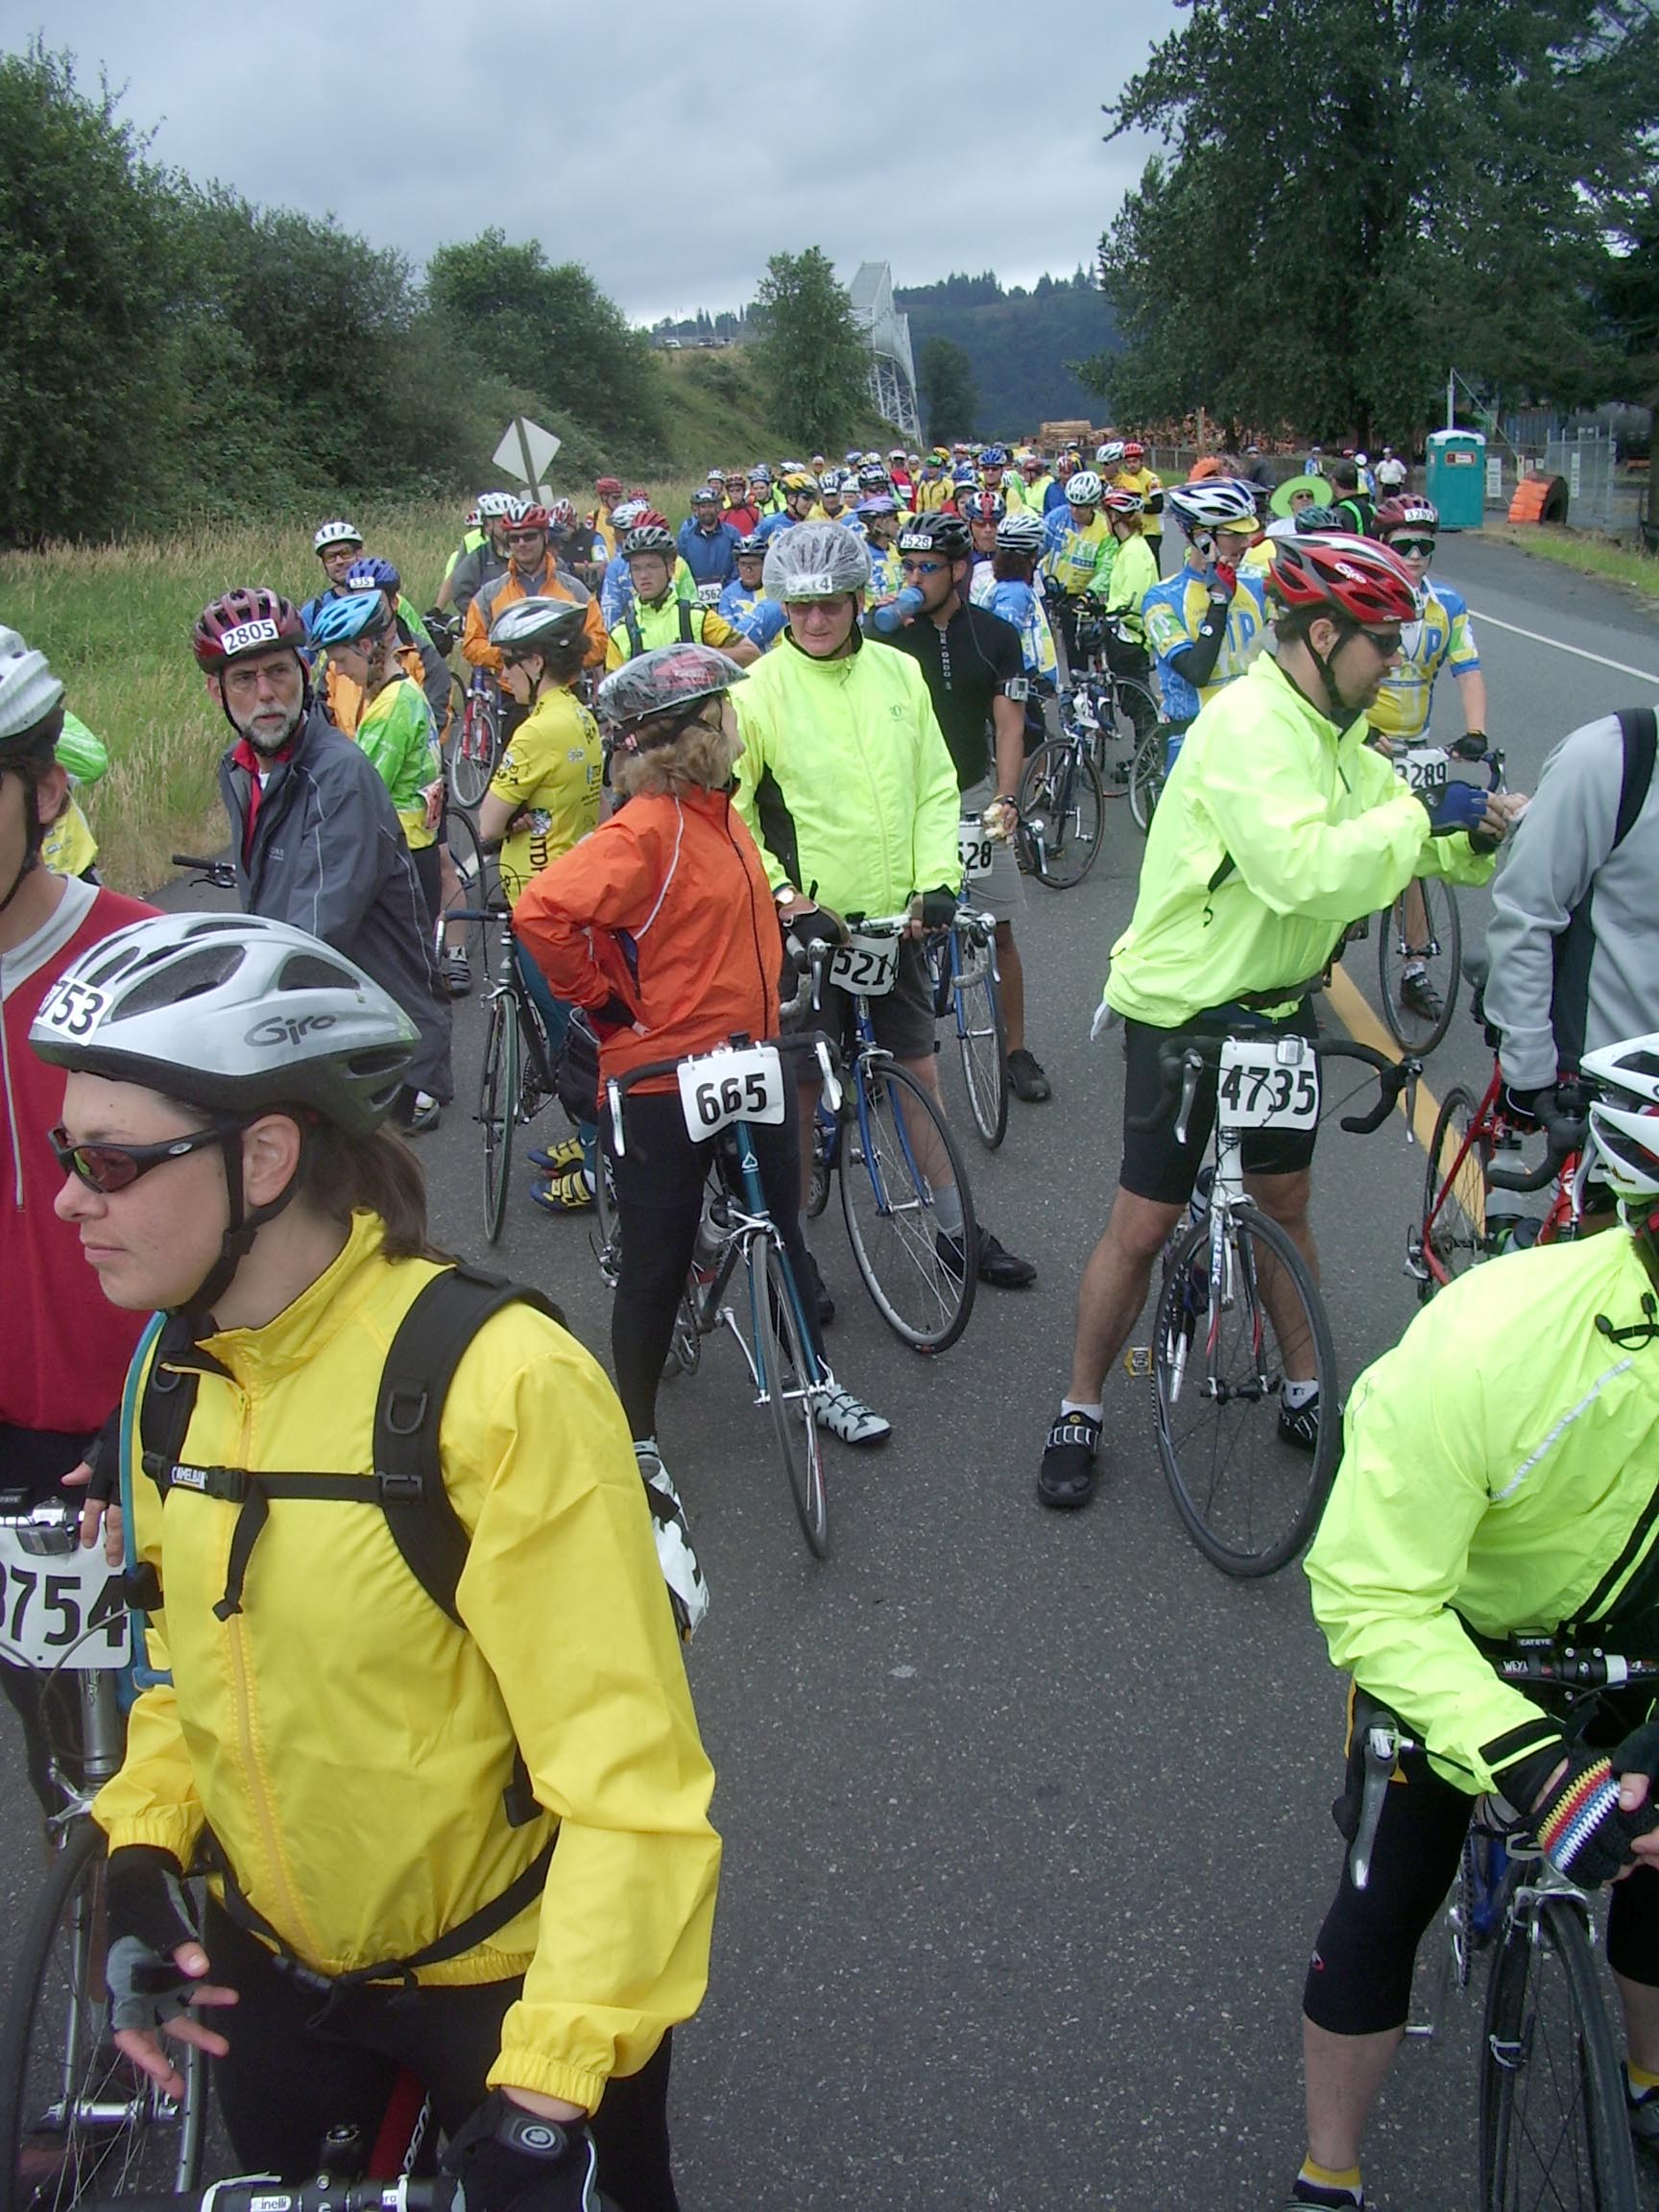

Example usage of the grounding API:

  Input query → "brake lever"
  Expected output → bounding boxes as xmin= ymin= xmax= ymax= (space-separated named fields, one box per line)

xmin=1173 ymin=1049 xmax=1203 ymax=1148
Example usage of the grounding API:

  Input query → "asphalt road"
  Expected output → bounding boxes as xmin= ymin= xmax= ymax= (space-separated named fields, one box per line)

xmin=5 ymin=539 xmax=1658 ymax=2210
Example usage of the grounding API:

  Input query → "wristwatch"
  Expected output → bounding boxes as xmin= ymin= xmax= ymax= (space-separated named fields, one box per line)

xmin=492 ymin=2104 xmax=578 ymax=2161
xmin=774 ymin=885 xmax=796 ymax=909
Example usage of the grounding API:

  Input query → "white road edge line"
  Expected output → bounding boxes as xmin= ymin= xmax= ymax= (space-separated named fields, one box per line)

xmin=1468 ymin=607 xmax=1659 ymax=686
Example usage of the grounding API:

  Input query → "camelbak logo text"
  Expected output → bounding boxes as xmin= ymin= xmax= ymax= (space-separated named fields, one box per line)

xmin=244 ymin=1013 xmax=338 ymax=1048
xmin=171 ymin=1464 xmax=211 ymax=1491
xmin=220 ymin=618 xmax=280 ymax=656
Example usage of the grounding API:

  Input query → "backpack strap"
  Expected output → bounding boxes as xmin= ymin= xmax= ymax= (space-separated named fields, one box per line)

xmin=624 ymin=602 xmax=644 ymax=660
xmin=1614 ymin=707 xmax=1657 ymax=852
xmin=678 ymin=598 xmax=695 ymax=645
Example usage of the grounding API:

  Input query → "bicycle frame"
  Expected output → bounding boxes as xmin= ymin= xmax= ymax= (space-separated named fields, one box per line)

xmin=1416 ymin=1067 xmax=1589 ymax=1294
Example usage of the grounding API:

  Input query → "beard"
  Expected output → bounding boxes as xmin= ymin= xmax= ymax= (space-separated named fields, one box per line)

xmin=240 ymin=698 xmax=305 ymax=756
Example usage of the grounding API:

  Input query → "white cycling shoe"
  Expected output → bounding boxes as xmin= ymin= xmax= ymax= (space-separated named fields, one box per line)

xmin=813 ymin=1381 xmax=892 ymax=1448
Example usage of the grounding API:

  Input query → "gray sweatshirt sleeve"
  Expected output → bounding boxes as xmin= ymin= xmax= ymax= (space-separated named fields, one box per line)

xmin=1481 ymin=715 xmax=1623 ymax=1089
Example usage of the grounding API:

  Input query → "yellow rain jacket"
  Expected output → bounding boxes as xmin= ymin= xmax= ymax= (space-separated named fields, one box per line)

xmin=96 ymin=1212 xmax=720 ymax=2112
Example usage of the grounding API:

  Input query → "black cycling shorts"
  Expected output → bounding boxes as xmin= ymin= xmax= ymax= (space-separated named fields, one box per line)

xmin=1118 ymin=1001 xmax=1319 ymax=1208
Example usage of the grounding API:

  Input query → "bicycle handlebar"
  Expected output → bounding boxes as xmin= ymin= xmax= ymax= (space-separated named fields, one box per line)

xmin=1128 ymin=1032 xmax=1420 ymax=1140
xmin=1486 ymin=1090 xmax=1590 ymax=1193
xmin=603 ymin=1033 xmax=839 ymax=1158
xmin=171 ymin=854 xmax=236 ymax=891
xmin=92 ymin=2181 xmax=459 ymax=2212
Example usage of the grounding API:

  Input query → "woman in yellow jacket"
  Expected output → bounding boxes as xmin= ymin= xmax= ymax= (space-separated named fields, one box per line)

xmin=31 ymin=911 xmax=718 ymax=2212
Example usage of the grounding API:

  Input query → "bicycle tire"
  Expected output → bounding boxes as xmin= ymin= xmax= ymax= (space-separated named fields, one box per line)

xmin=1479 ymin=1891 xmax=1637 ymax=2211
xmin=590 ymin=1150 xmax=621 ymax=1287
xmin=839 ymin=1057 xmax=977 ymax=1354
xmin=805 ymin=1108 xmax=834 ymax=1220
xmin=0 ymin=1821 xmax=206 ymax=2212
xmin=478 ymin=994 xmax=518 ymax=1244
xmin=1152 ymin=1208 xmax=1340 ymax=1575
xmin=1377 ymin=876 xmax=1462 ymax=1054
xmin=952 ymin=934 xmax=1008 ymax=1150
xmin=435 ymin=806 xmax=488 ymax=979
xmin=1018 ymin=740 xmax=1105 ymax=889
xmin=448 ymin=693 xmax=499 ymax=810
xmin=1128 ymin=728 xmax=1166 ymax=834
xmin=756 ymin=1238 xmax=829 ymax=1557
xmin=1421 ymin=1083 xmax=1489 ymax=1298
xmin=1101 ymin=679 xmax=1161 ymax=794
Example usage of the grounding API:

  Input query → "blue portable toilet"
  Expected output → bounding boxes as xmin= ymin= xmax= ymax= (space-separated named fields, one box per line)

xmin=1426 ymin=430 xmax=1486 ymax=530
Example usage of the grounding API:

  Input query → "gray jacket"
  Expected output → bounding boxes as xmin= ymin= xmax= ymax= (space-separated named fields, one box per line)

xmin=218 ymin=705 xmax=452 ymax=1099
xmin=447 ymin=540 xmax=510 ymax=619
xmin=1482 ymin=709 xmax=1659 ymax=1088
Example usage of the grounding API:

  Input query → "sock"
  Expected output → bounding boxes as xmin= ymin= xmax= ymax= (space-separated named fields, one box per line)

xmin=933 ymin=1184 xmax=966 ymax=1239
xmin=1283 ymin=1378 xmax=1319 ymax=1410
xmin=1292 ymin=2160 xmax=1362 ymax=2208
xmin=633 ymin=1435 xmax=658 ymax=1459
xmin=1628 ymin=2059 xmax=1659 ymax=2096
xmin=1060 ymin=1400 xmax=1104 ymax=1425
xmin=1401 ymin=959 xmax=1426 ymax=981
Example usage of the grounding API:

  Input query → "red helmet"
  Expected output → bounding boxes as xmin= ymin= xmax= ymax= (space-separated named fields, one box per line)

xmin=546 ymin=496 xmax=578 ymax=532
xmin=1123 ymin=442 xmax=1145 ymax=462
xmin=1268 ymin=534 xmax=1419 ymax=625
xmin=192 ymin=588 xmax=307 ymax=673
xmin=637 ymin=509 xmax=671 ymax=533
xmin=960 ymin=490 xmax=1006 ymax=524
xmin=594 ymin=475 xmax=623 ymax=498
xmin=1373 ymin=494 xmax=1438 ymax=538
xmin=509 ymin=506 xmax=549 ymax=534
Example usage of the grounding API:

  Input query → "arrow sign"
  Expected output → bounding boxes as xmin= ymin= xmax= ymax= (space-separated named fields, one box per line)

xmin=493 ymin=415 xmax=562 ymax=490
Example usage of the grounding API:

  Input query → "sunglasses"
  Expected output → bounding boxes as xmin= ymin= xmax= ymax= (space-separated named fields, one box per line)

xmin=1388 ymin=537 xmax=1436 ymax=559
xmin=49 ymin=1118 xmax=235 ymax=1195
xmin=1359 ymin=628 xmax=1404 ymax=658
xmin=899 ymin=557 xmax=948 ymax=576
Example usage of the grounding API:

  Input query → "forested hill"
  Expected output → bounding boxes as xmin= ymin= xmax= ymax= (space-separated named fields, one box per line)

xmin=895 ymin=271 xmax=1118 ymax=436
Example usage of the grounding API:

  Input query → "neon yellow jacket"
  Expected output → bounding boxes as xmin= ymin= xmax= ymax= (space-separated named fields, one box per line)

xmin=1104 ymin=651 xmax=1496 ymax=1026
xmin=1307 ymin=1231 xmax=1659 ymax=1795
xmin=356 ymin=672 xmax=441 ymax=850
xmin=96 ymin=1212 xmax=720 ymax=2111
xmin=731 ymin=634 xmax=961 ymax=913
xmin=43 ymin=709 xmax=107 ymax=877
xmin=1102 ymin=532 xmax=1159 ymax=643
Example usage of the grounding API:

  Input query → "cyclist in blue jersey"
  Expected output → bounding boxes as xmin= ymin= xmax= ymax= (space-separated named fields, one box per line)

xmin=1041 ymin=470 xmax=1115 ymax=674
xmin=970 ymin=512 xmax=1059 ymax=692
xmin=676 ymin=492 xmax=742 ymax=603
xmin=755 ymin=473 xmax=821 ymax=544
xmin=1142 ymin=479 xmax=1268 ymax=760
xmin=856 ymin=497 xmax=905 ymax=601
xmin=715 ymin=536 xmax=787 ymax=649
xmin=961 ymin=489 xmax=1005 ymax=576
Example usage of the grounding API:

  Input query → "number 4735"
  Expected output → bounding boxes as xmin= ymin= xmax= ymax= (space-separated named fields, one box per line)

xmin=1217 ymin=1062 xmax=1316 ymax=1117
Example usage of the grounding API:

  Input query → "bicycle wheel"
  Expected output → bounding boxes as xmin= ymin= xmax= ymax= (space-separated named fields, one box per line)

xmin=1152 ymin=1208 xmax=1340 ymax=1575
xmin=1128 ymin=728 xmax=1166 ymax=834
xmin=1479 ymin=1892 xmax=1637 ymax=2211
xmin=952 ymin=932 xmax=1008 ymax=1150
xmin=448 ymin=691 xmax=499 ymax=809
xmin=839 ymin=1058 xmax=977 ymax=1354
xmin=1018 ymin=740 xmax=1104 ymax=889
xmin=755 ymin=1238 xmax=829 ymax=1557
xmin=1420 ymin=1084 xmax=1489 ymax=1296
xmin=1101 ymin=680 xmax=1161 ymax=794
xmin=590 ymin=1149 xmax=622 ymax=1286
xmin=1377 ymin=876 xmax=1462 ymax=1053
xmin=0 ymin=1822 xmax=206 ymax=2212
xmin=805 ymin=1111 xmax=832 ymax=1219
xmin=478 ymin=993 xmax=518 ymax=1244
xmin=435 ymin=806 xmax=488 ymax=977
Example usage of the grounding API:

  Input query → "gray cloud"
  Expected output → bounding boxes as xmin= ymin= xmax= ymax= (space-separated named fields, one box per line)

xmin=33 ymin=0 xmax=1172 ymax=318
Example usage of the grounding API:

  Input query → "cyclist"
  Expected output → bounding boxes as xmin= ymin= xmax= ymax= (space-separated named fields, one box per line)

xmin=676 ymin=490 xmax=742 ymax=602
xmin=1141 ymin=478 xmax=1269 ymax=767
xmin=443 ymin=492 xmax=521 ymax=621
xmin=1017 ymin=448 xmax=1058 ymax=515
xmin=606 ymin=527 xmax=758 ymax=668
xmin=961 ymin=487 xmax=1006 ymax=570
xmin=515 ymin=643 xmax=889 ymax=1457
xmin=729 ymin=524 xmax=1036 ymax=1303
xmin=432 ymin=499 xmax=485 ymax=611
xmin=40 ymin=708 xmax=108 ymax=881
xmin=756 ymin=471 xmax=823 ymax=543
xmin=912 ymin=449 xmax=951 ymax=512
xmin=1113 ymin=442 xmax=1166 ymax=571
xmin=980 ymin=445 xmax=1022 ymax=512
xmin=716 ymin=533 xmax=788 ymax=650
xmin=872 ymin=512 xmax=1052 ymax=1106
xmin=856 ymin=494 xmax=905 ymax=600
xmin=195 ymin=589 xmax=452 ymax=1135
xmin=747 ymin=464 xmax=783 ymax=519
xmin=299 ymin=518 xmax=365 ymax=638
xmin=1329 ymin=456 xmax=1375 ymax=536
xmin=35 ymin=911 xmax=717 ymax=2208
xmin=969 ymin=510 xmax=1059 ymax=696
xmin=463 ymin=507 xmax=607 ymax=679
xmin=1096 ymin=490 xmax=1160 ymax=748
xmin=1036 ymin=535 xmax=1508 ymax=1509
xmin=0 ymin=628 xmax=153 ymax=1810
xmin=1483 ymin=702 xmax=1657 ymax=1129
xmin=1283 ymin=1043 xmax=1659 ymax=2211
xmin=312 ymin=555 xmax=450 ymax=743
xmin=1040 ymin=469 xmax=1114 ymax=672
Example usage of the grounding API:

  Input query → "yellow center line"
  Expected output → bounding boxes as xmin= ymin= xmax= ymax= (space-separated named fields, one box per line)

xmin=1324 ymin=963 xmax=1443 ymax=1150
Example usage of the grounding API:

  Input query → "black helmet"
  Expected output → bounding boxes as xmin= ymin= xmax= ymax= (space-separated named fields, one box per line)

xmin=896 ymin=515 xmax=972 ymax=563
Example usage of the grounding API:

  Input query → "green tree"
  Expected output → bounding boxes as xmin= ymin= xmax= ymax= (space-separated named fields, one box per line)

xmin=753 ymin=248 xmax=871 ymax=453
xmin=0 ymin=46 xmax=177 ymax=542
xmin=425 ymin=230 xmax=663 ymax=452
xmin=1084 ymin=0 xmax=1659 ymax=445
xmin=918 ymin=335 xmax=979 ymax=442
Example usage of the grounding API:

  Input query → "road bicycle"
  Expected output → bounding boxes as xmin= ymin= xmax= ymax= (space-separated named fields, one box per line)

xmin=1372 ymin=735 xmax=1506 ymax=1055
xmin=600 ymin=1035 xmax=843 ymax=1556
xmin=925 ymin=855 xmax=1006 ymax=1149
xmin=445 ymin=892 xmax=559 ymax=1243
xmin=1060 ymin=614 xmax=1162 ymax=792
xmin=1137 ymin=1029 xmax=1419 ymax=1575
xmin=0 ymin=1500 xmax=208 ymax=2212
xmin=1348 ymin=1638 xmax=1657 ymax=2209
xmin=445 ymin=669 xmax=500 ymax=810
xmin=803 ymin=918 xmax=981 ymax=1355
xmin=171 ymin=854 xmax=235 ymax=896
xmin=432 ymin=804 xmax=488 ymax=983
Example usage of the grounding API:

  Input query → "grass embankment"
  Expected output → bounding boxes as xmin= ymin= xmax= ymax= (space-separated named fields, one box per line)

xmin=1480 ymin=520 xmax=1659 ymax=607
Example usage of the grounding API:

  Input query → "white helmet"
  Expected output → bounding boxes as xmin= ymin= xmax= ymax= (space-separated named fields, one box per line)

xmin=762 ymin=522 xmax=871 ymax=601
xmin=1064 ymin=470 xmax=1104 ymax=507
xmin=611 ymin=498 xmax=650 ymax=532
xmin=1095 ymin=442 xmax=1126 ymax=469
xmin=995 ymin=512 xmax=1046 ymax=554
xmin=1165 ymin=478 xmax=1261 ymax=533
xmin=0 ymin=627 xmax=65 ymax=749
xmin=30 ymin=912 xmax=417 ymax=1137
xmin=476 ymin=491 xmax=518 ymax=521
xmin=1581 ymin=1035 xmax=1659 ymax=1204
xmin=312 ymin=518 xmax=364 ymax=553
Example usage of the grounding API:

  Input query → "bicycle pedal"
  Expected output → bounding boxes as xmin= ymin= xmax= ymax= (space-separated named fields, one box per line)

xmin=1123 ymin=1344 xmax=1152 ymax=1378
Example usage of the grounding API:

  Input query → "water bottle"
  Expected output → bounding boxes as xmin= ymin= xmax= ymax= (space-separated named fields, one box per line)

xmin=692 ymin=1197 xmax=727 ymax=1278
xmin=870 ymin=586 xmax=926 ymax=635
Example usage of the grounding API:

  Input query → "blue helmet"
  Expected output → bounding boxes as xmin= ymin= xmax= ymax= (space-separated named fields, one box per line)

xmin=980 ymin=445 xmax=1010 ymax=468
xmin=308 ymin=590 xmax=390 ymax=649
xmin=345 ymin=556 xmax=400 ymax=596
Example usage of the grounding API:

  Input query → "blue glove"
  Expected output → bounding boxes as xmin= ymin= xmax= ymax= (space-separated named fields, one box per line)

xmin=1425 ymin=780 xmax=1488 ymax=836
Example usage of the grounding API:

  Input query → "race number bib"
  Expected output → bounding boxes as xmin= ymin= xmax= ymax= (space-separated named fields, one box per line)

xmin=1397 ymin=746 xmax=1449 ymax=798
xmin=697 ymin=581 xmax=724 ymax=608
xmin=677 ymin=1044 xmax=785 ymax=1141
xmin=1216 ymin=1035 xmax=1320 ymax=1130
xmin=828 ymin=934 xmax=900 ymax=998
xmin=34 ymin=977 xmax=109 ymax=1039
xmin=0 ymin=1526 xmax=128 ymax=1671
xmin=957 ymin=817 xmax=994 ymax=879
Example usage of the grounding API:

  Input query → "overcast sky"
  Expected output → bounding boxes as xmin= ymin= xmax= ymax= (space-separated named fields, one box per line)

xmin=27 ymin=1 xmax=1175 ymax=321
